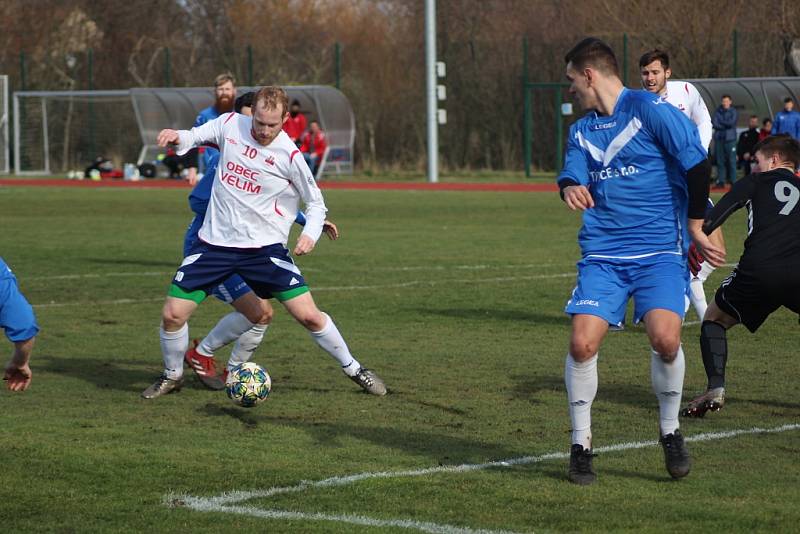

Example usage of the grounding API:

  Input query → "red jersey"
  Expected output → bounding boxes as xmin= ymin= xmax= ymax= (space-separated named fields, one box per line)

xmin=283 ymin=113 xmax=307 ymax=143
xmin=300 ymin=130 xmax=327 ymax=159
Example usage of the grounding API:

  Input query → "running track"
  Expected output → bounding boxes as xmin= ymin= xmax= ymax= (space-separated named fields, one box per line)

xmin=0 ymin=178 xmax=559 ymax=192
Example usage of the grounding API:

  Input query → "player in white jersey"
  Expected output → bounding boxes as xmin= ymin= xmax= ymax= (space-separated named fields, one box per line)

xmin=142 ymin=86 xmax=386 ymax=399
xmin=640 ymin=49 xmax=724 ymax=321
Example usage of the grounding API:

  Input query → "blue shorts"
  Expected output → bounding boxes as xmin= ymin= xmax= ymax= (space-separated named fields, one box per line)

xmin=183 ymin=214 xmax=253 ymax=303
xmin=170 ymin=243 xmax=308 ymax=302
xmin=565 ymin=254 xmax=689 ymax=327
xmin=0 ymin=259 xmax=39 ymax=342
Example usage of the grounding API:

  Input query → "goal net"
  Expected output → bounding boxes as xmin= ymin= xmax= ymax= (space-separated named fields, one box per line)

xmin=14 ymin=90 xmax=137 ymax=175
xmin=14 ymin=86 xmax=355 ymax=177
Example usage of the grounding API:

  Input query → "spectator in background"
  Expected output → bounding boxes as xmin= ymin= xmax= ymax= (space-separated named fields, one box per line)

xmin=736 ymin=115 xmax=760 ymax=176
xmin=184 ymin=73 xmax=236 ymax=185
xmin=283 ymin=99 xmax=307 ymax=147
xmin=759 ymin=118 xmax=772 ymax=141
xmin=712 ymin=94 xmax=738 ymax=187
xmin=301 ymin=120 xmax=328 ymax=177
xmin=771 ymin=97 xmax=800 ymax=140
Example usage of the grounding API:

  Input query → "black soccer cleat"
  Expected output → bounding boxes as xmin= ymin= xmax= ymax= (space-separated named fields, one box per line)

xmin=680 ymin=387 xmax=725 ymax=418
xmin=659 ymin=429 xmax=691 ymax=479
xmin=568 ymin=444 xmax=597 ymax=485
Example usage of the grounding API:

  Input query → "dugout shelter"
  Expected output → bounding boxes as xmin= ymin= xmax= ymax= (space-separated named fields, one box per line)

xmin=13 ymin=85 xmax=354 ymax=177
xmin=131 ymin=85 xmax=354 ymax=177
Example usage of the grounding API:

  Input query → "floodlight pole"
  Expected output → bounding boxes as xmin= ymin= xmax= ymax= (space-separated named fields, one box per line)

xmin=425 ymin=0 xmax=438 ymax=183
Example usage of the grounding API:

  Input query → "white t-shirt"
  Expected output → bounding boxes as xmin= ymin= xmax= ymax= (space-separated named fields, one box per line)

xmin=175 ymin=112 xmax=327 ymax=248
xmin=662 ymin=80 xmax=712 ymax=150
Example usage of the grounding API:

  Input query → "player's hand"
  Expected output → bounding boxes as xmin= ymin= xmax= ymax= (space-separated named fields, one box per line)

xmin=322 ymin=220 xmax=339 ymax=240
xmin=688 ymin=242 xmax=704 ymax=276
xmin=294 ymin=234 xmax=316 ymax=256
xmin=4 ymin=363 xmax=31 ymax=392
xmin=563 ymin=185 xmax=594 ymax=211
xmin=688 ymin=219 xmax=726 ymax=267
xmin=156 ymin=129 xmax=180 ymax=147
xmin=186 ymin=167 xmax=198 ymax=186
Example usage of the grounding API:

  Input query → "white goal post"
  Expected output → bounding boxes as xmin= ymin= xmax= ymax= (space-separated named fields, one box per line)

xmin=0 ymin=75 xmax=8 ymax=174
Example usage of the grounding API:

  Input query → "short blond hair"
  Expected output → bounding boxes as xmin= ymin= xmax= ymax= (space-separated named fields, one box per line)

xmin=214 ymin=72 xmax=235 ymax=88
xmin=254 ymin=86 xmax=289 ymax=117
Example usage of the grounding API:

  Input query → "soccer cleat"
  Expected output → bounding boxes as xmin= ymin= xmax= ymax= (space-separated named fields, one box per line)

xmin=184 ymin=341 xmax=225 ymax=391
xmin=141 ymin=374 xmax=184 ymax=399
xmin=348 ymin=367 xmax=387 ymax=396
xmin=681 ymin=387 xmax=725 ymax=418
xmin=568 ymin=444 xmax=597 ymax=485
xmin=659 ymin=429 xmax=691 ymax=479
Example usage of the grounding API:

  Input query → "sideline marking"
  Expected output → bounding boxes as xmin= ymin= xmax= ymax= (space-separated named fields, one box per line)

xmin=172 ymin=423 xmax=799 ymax=533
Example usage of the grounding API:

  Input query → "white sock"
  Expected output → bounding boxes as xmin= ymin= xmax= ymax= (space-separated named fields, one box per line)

xmin=651 ymin=346 xmax=685 ymax=436
xmin=689 ymin=278 xmax=708 ymax=320
xmin=228 ymin=324 xmax=268 ymax=371
xmin=309 ymin=313 xmax=361 ymax=376
xmin=565 ymin=353 xmax=598 ymax=449
xmin=160 ymin=323 xmax=188 ymax=380
xmin=197 ymin=312 xmax=256 ymax=357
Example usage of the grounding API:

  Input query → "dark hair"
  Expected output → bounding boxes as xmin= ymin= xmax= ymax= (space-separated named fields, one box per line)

xmin=753 ymin=135 xmax=800 ymax=170
xmin=763 ymin=117 xmax=772 ymax=126
xmin=234 ymin=91 xmax=255 ymax=113
xmin=784 ymin=96 xmax=794 ymax=103
xmin=564 ymin=37 xmax=619 ymax=76
xmin=639 ymin=49 xmax=669 ymax=69
xmin=721 ymin=94 xmax=732 ymax=100
xmin=291 ymin=99 xmax=301 ymax=107
xmin=750 ymin=114 xmax=759 ymax=119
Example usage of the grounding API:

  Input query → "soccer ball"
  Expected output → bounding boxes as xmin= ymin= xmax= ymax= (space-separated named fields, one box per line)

xmin=225 ymin=362 xmax=271 ymax=407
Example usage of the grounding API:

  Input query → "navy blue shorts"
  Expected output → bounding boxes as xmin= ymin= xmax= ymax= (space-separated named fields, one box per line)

xmin=170 ymin=242 xmax=308 ymax=302
xmin=184 ymin=214 xmax=252 ymax=303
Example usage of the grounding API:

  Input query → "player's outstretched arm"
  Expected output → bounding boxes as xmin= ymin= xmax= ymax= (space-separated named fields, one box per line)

xmin=4 ymin=338 xmax=34 ymax=392
xmin=156 ymin=129 xmax=180 ymax=147
xmin=562 ymin=185 xmax=595 ymax=211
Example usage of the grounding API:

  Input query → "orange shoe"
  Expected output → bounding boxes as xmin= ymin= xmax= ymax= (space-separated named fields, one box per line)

xmin=184 ymin=340 xmax=225 ymax=390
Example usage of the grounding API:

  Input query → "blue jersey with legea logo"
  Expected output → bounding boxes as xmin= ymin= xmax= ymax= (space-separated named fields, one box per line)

xmin=557 ymin=88 xmax=707 ymax=259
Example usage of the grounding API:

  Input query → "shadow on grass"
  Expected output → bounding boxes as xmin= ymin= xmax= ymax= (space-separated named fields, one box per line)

xmin=38 ymin=353 xmax=164 ymax=392
xmin=200 ymin=403 xmax=524 ymax=465
xmin=512 ymin=374 xmax=654 ymax=409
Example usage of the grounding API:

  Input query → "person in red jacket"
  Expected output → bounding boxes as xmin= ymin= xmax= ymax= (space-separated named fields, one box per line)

xmin=759 ymin=118 xmax=772 ymax=141
xmin=283 ymin=99 xmax=307 ymax=147
xmin=300 ymin=121 xmax=328 ymax=176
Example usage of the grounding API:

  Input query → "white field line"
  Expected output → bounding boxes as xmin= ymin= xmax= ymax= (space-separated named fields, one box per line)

xmin=172 ymin=423 xmax=799 ymax=534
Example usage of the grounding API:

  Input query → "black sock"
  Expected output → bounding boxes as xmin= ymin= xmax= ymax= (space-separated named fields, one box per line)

xmin=700 ymin=321 xmax=728 ymax=389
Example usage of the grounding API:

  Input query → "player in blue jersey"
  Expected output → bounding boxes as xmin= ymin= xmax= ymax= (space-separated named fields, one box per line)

xmin=556 ymin=38 xmax=725 ymax=485
xmin=1 ymin=258 xmax=38 ymax=392
xmin=184 ymin=73 xmax=237 ymax=186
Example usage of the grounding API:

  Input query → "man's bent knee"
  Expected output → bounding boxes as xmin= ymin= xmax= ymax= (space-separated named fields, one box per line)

xmin=651 ymin=335 xmax=681 ymax=361
xmin=569 ymin=338 xmax=601 ymax=361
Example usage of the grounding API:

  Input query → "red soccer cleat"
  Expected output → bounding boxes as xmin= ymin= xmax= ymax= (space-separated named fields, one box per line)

xmin=184 ymin=340 xmax=225 ymax=391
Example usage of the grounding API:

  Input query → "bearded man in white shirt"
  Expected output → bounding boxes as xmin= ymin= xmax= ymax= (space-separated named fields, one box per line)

xmin=142 ymin=86 xmax=386 ymax=399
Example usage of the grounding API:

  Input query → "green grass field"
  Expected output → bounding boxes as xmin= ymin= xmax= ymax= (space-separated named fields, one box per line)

xmin=1 ymin=185 xmax=798 ymax=533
